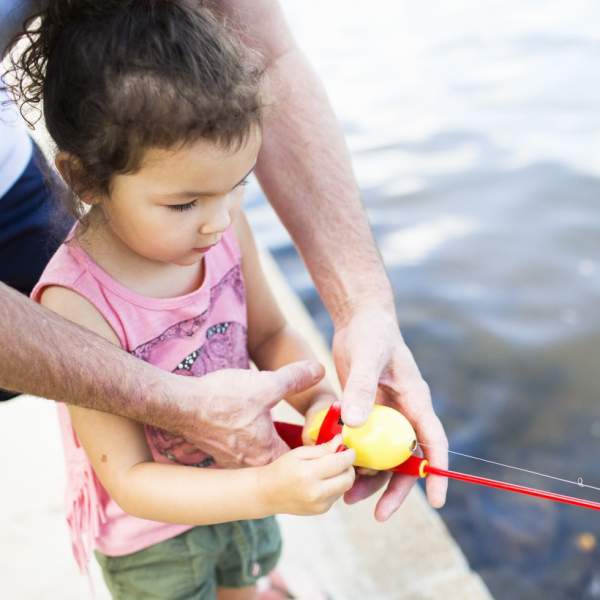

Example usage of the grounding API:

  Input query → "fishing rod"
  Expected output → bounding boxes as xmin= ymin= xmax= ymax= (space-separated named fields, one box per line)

xmin=394 ymin=455 xmax=600 ymax=511
xmin=274 ymin=403 xmax=600 ymax=512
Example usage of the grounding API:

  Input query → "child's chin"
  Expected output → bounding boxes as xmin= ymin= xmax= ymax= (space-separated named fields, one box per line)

xmin=172 ymin=254 xmax=204 ymax=267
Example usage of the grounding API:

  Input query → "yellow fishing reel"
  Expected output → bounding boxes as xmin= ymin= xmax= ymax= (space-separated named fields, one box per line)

xmin=306 ymin=403 xmax=418 ymax=470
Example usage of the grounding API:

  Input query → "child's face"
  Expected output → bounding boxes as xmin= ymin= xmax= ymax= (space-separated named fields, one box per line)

xmin=104 ymin=129 xmax=261 ymax=266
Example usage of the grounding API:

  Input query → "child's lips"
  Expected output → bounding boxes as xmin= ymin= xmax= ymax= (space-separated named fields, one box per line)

xmin=194 ymin=242 xmax=217 ymax=252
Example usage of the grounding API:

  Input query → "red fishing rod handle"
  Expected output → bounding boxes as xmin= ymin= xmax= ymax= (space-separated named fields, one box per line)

xmin=392 ymin=455 xmax=429 ymax=478
xmin=273 ymin=421 xmax=304 ymax=449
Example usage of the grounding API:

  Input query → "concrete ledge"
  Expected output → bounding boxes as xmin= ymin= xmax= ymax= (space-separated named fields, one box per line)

xmin=0 ymin=396 xmax=110 ymax=599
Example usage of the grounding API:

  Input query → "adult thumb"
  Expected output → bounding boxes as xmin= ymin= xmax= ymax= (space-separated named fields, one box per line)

xmin=261 ymin=360 xmax=325 ymax=409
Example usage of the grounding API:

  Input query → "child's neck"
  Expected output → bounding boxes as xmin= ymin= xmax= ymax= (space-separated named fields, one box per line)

xmin=76 ymin=216 xmax=205 ymax=299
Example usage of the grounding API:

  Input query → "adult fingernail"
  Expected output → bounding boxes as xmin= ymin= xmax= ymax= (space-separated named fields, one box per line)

xmin=376 ymin=508 xmax=389 ymax=522
xmin=434 ymin=494 xmax=446 ymax=509
xmin=379 ymin=504 xmax=396 ymax=521
xmin=345 ymin=406 xmax=366 ymax=424
xmin=308 ymin=362 xmax=323 ymax=378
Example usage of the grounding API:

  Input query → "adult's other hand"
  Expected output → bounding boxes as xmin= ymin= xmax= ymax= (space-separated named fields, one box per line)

xmin=171 ymin=359 xmax=325 ymax=467
xmin=333 ymin=308 xmax=448 ymax=520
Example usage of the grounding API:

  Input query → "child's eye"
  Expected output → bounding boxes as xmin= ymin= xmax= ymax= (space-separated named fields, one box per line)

xmin=168 ymin=200 xmax=197 ymax=212
xmin=237 ymin=178 xmax=250 ymax=188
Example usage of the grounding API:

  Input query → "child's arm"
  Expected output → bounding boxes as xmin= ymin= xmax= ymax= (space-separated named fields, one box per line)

xmin=40 ymin=286 xmax=355 ymax=524
xmin=69 ymin=399 xmax=352 ymax=523
xmin=233 ymin=209 xmax=336 ymax=423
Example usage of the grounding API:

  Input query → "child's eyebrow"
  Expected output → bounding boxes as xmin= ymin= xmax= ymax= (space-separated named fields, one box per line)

xmin=161 ymin=164 xmax=257 ymax=199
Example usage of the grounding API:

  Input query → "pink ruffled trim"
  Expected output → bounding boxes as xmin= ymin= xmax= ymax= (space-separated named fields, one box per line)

xmin=65 ymin=453 xmax=108 ymax=573
xmin=57 ymin=404 xmax=108 ymax=574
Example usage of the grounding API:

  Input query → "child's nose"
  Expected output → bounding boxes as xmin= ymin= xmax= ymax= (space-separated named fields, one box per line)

xmin=199 ymin=204 xmax=231 ymax=235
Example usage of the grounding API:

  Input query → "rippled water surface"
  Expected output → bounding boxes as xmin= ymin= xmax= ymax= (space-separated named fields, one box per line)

xmin=246 ymin=2 xmax=600 ymax=598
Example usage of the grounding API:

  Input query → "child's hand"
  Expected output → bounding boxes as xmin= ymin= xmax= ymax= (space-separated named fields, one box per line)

xmin=263 ymin=435 xmax=356 ymax=516
xmin=302 ymin=396 xmax=379 ymax=477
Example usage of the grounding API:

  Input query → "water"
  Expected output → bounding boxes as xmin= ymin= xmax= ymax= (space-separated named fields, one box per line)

xmin=245 ymin=2 xmax=600 ymax=598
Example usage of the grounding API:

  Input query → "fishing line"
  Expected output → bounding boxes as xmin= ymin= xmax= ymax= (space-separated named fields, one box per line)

xmin=417 ymin=440 xmax=600 ymax=493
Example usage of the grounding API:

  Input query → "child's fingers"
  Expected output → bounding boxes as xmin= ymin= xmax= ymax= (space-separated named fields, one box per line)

xmin=292 ymin=435 xmax=343 ymax=459
xmin=313 ymin=447 xmax=356 ymax=478
xmin=321 ymin=465 xmax=356 ymax=499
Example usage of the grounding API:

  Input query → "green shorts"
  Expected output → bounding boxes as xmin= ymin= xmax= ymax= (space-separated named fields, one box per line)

xmin=94 ymin=517 xmax=281 ymax=600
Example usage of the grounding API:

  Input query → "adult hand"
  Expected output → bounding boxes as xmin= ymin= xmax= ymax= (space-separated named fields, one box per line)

xmin=332 ymin=308 xmax=448 ymax=520
xmin=170 ymin=359 xmax=325 ymax=468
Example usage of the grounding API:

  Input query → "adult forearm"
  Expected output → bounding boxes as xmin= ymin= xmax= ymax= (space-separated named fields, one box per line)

xmin=0 ymin=282 xmax=176 ymax=424
xmin=213 ymin=0 xmax=393 ymax=325
xmin=257 ymin=46 xmax=395 ymax=326
xmin=1 ymin=283 xmax=325 ymax=465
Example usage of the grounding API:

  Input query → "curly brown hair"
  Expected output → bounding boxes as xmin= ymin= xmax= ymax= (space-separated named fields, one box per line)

xmin=3 ymin=0 xmax=264 ymax=220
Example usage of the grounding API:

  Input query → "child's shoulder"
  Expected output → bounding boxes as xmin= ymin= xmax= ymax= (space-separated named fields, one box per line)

xmin=31 ymin=239 xmax=85 ymax=301
xmin=32 ymin=240 xmax=121 ymax=346
xmin=39 ymin=284 xmax=121 ymax=346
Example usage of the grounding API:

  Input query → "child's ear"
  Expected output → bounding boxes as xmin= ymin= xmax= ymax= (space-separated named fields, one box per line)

xmin=54 ymin=151 xmax=99 ymax=206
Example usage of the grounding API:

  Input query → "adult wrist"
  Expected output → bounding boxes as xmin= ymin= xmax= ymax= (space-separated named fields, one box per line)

xmin=326 ymin=266 xmax=396 ymax=330
xmin=332 ymin=291 xmax=397 ymax=332
xmin=140 ymin=370 xmax=206 ymax=435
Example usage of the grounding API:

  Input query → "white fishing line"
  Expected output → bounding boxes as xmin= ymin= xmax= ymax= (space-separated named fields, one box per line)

xmin=417 ymin=440 xmax=600 ymax=493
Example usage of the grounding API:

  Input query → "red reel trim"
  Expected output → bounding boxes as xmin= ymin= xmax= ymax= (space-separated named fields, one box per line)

xmin=316 ymin=402 xmax=343 ymax=445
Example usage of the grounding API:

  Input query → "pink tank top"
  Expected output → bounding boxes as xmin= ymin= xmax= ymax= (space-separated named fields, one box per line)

xmin=31 ymin=225 xmax=249 ymax=572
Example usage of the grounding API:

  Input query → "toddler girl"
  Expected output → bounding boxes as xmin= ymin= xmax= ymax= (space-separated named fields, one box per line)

xmin=6 ymin=1 xmax=355 ymax=598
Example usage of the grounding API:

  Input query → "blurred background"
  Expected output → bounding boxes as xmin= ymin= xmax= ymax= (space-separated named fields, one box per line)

xmin=245 ymin=2 xmax=600 ymax=599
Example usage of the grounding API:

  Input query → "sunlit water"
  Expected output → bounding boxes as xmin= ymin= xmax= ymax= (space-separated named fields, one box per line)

xmin=246 ymin=2 xmax=600 ymax=598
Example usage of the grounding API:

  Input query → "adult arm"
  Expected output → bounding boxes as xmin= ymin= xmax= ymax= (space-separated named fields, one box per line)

xmin=0 ymin=281 xmax=323 ymax=465
xmin=215 ymin=0 xmax=449 ymax=517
